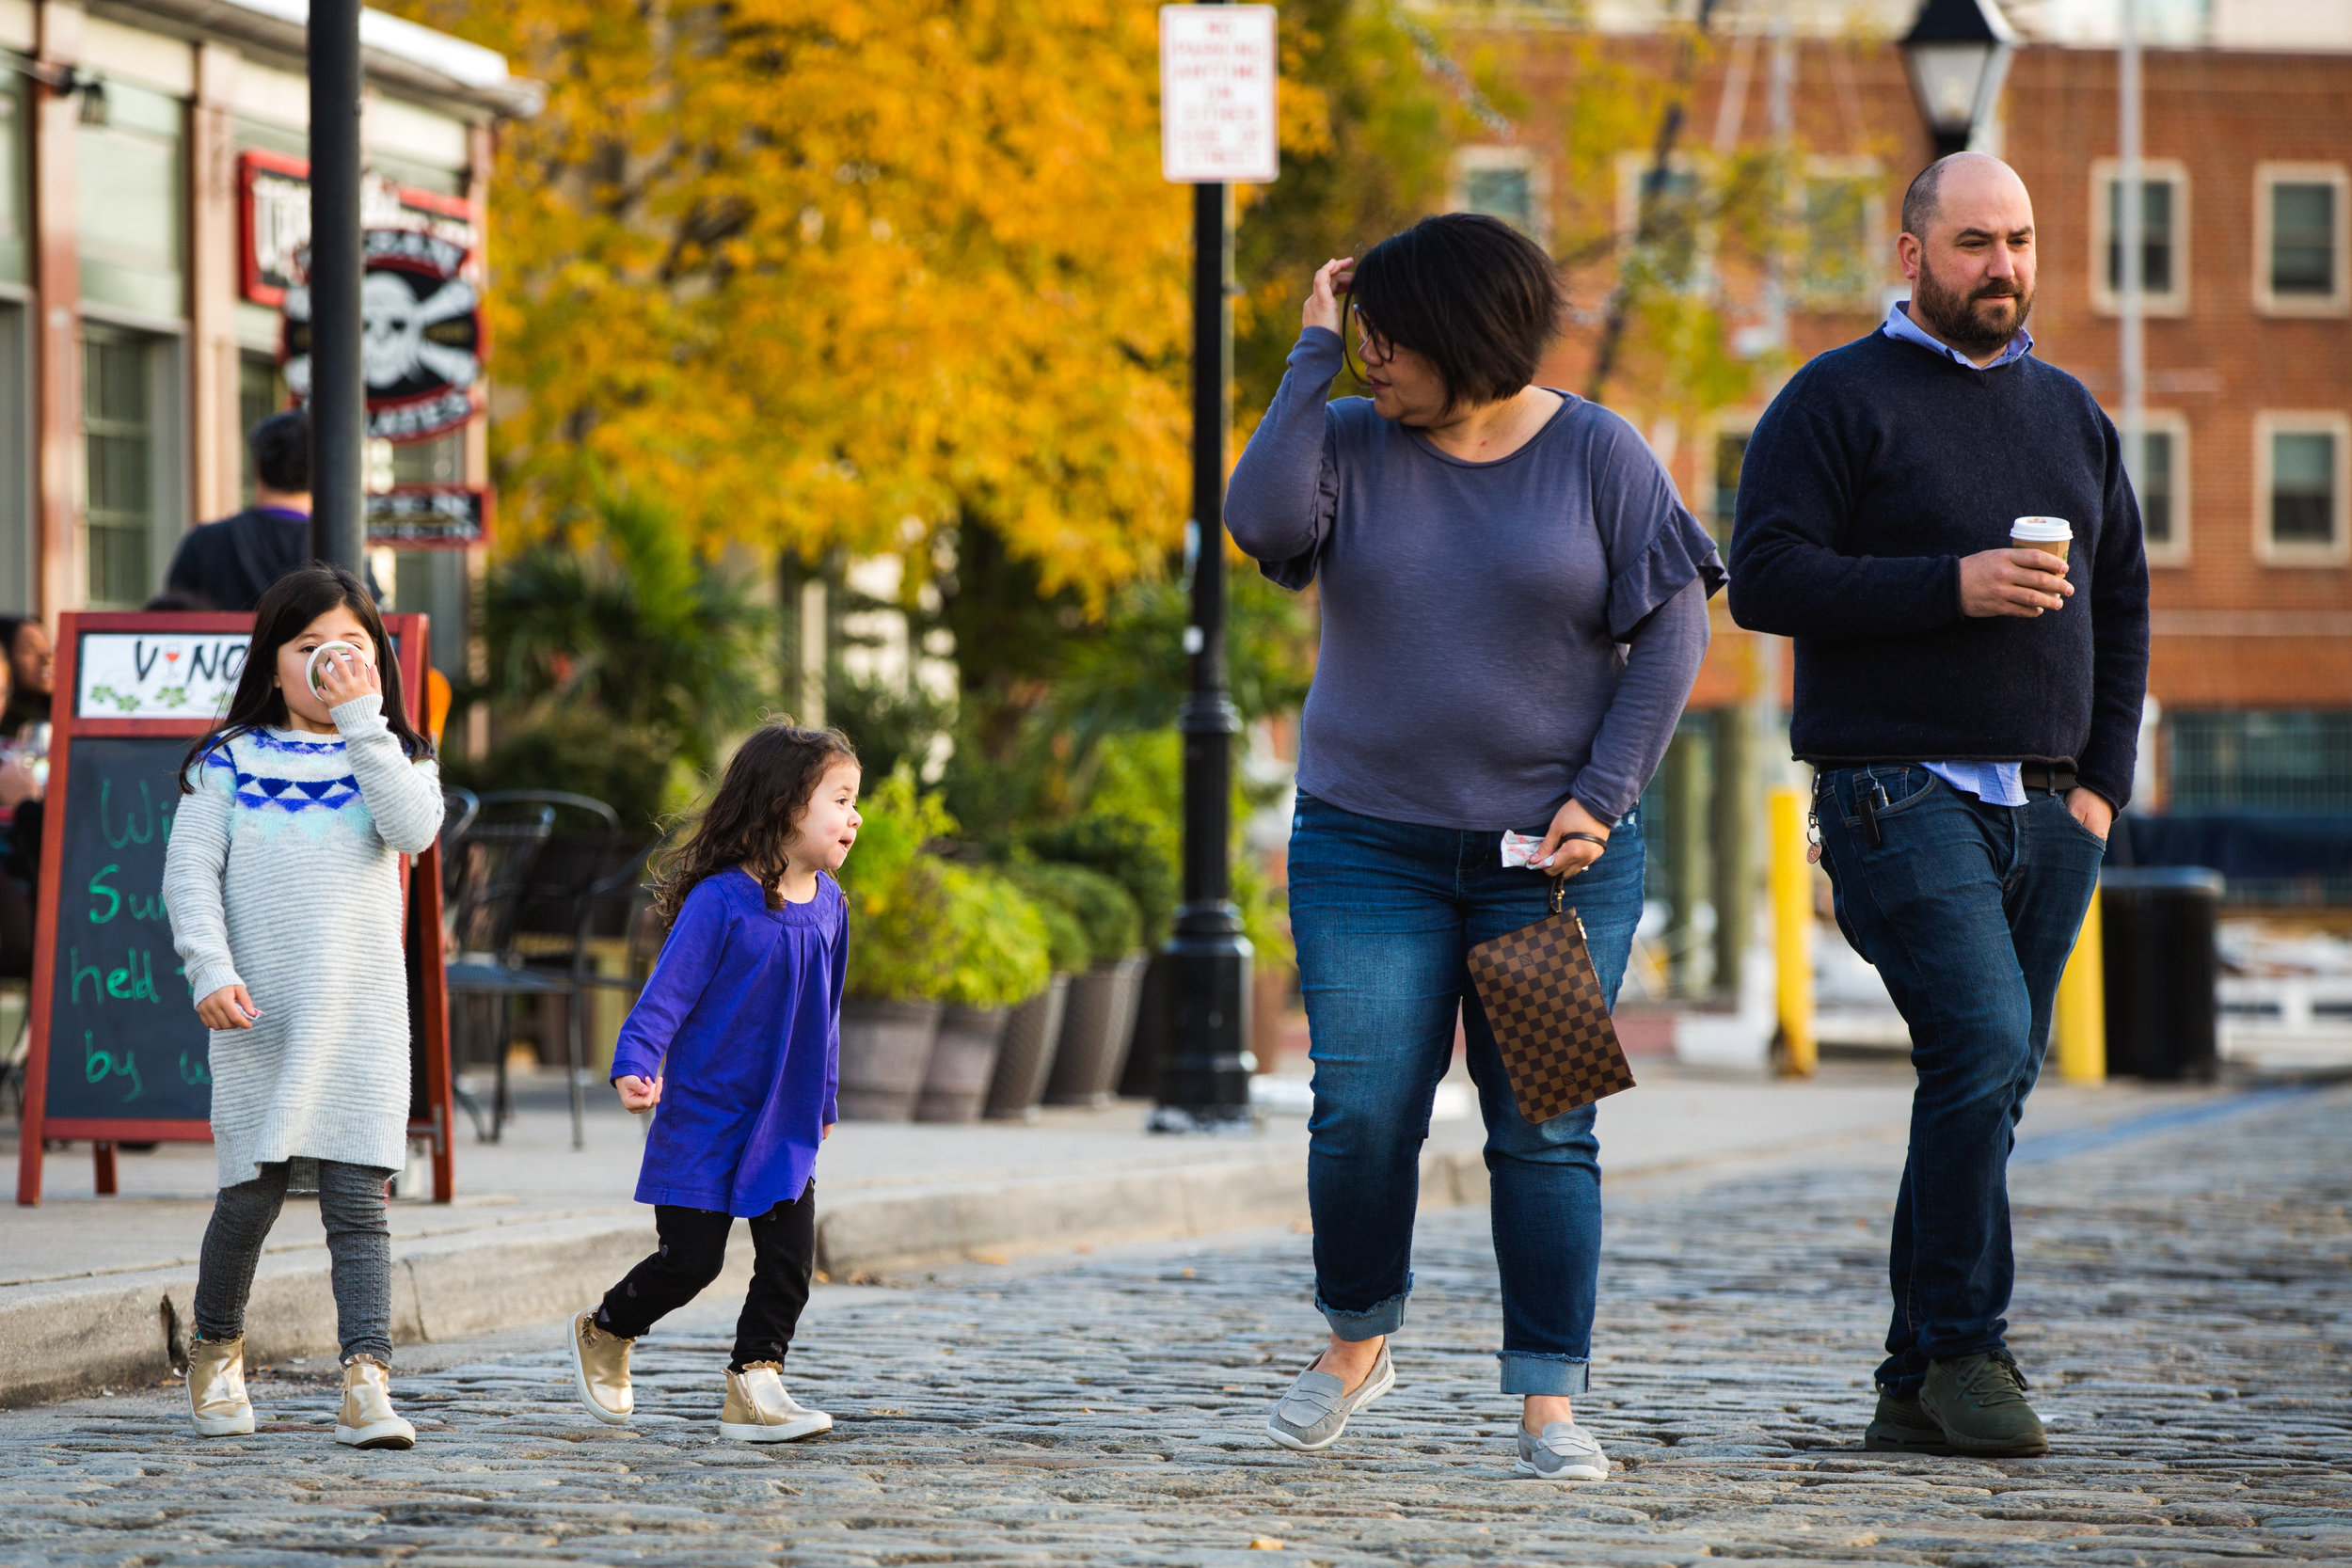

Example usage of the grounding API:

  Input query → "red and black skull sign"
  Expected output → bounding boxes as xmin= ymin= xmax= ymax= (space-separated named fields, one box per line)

xmin=283 ymin=230 xmax=484 ymax=443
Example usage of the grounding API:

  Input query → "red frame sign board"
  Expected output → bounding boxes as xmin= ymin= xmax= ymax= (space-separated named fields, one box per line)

xmin=13 ymin=612 xmax=457 ymax=1205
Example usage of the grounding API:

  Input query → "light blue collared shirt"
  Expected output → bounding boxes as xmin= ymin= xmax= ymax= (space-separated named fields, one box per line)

xmin=1881 ymin=300 xmax=2032 ymax=807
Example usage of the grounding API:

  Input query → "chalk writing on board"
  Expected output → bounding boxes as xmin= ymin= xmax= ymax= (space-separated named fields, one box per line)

xmin=82 ymin=1033 xmax=144 ymax=1102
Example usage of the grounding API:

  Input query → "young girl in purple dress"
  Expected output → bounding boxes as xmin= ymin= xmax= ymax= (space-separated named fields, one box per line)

xmin=567 ymin=722 xmax=861 ymax=1442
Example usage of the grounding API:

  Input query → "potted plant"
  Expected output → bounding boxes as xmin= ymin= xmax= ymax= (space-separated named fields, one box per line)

xmin=1035 ymin=863 xmax=1146 ymax=1107
xmin=984 ymin=866 xmax=1092 ymax=1119
xmin=915 ymin=865 xmax=1051 ymax=1123
xmin=835 ymin=771 xmax=954 ymax=1120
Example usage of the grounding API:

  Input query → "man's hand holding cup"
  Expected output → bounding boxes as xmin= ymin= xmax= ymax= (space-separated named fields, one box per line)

xmin=1960 ymin=516 xmax=2074 ymax=619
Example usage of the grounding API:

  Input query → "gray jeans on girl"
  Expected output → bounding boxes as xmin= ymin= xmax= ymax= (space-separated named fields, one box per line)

xmin=194 ymin=1160 xmax=395 ymax=1363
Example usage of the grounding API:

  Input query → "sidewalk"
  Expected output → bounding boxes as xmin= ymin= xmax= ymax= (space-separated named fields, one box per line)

xmin=0 ymin=1058 xmax=2235 ymax=1406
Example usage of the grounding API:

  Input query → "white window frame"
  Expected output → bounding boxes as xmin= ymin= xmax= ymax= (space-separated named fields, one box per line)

xmin=1793 ymin=156 xmax=1887 ymax=314
xmin=2090 ymin=157 xmax=2190 ymax=317
xmin=1450 ymin=146 xmax=1550 ymax=248
xmin=1704 ymin=414 xmax=1756 ymax=540
xmin=2125 ymin=409 xmax=2191 ymax=567
xmin=1613 ymin=150 xmax=1713 ymax=293
xmin=2252 ymin=410 xmax=2351 ymax=566
xmin=2254 ymin=163 xmax=2349 ymax=317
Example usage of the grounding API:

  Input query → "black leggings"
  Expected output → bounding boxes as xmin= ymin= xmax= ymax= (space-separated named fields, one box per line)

xmin=596 ymin=1183 xmax=815 ymax=1370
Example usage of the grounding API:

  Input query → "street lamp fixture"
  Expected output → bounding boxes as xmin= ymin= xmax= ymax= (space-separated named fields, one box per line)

xmin=1899 ymin=0 xmax=2021 ymax=160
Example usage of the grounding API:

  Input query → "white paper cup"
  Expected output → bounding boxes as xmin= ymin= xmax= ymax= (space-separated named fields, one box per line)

xmin=307 ymin=640 xmax=373 ymax=694
xmin=2010 ymin=515 xmax=2073 ymax=562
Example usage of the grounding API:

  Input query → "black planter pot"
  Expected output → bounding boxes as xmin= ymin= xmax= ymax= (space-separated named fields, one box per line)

xmin=916 ymin=1005 xmax=1010 ymax=1123
xmin=984 ymin=975 xmax=1070 ymax=1121
xmin=1043 ymin=956 xmax=1147 ymax=1108
xmin=836 ymin=998 xmax=941 ymax=1121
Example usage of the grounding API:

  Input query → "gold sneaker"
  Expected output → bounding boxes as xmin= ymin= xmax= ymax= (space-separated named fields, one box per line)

xmin=332 ymin=1354 xmax=416 ymax=1449
xmin=569 ymin=1308 xmax=634 ymax=1425
xmin=718 ymin=1362 xmax=831 ymax=1443
xmin=187 ymin=1336 xmax=255 ymax=1437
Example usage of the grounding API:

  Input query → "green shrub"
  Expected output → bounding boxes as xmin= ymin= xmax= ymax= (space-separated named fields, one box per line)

xmin=1002 ymin=868 xmax=1090 ymax=973
xmin=838 ymin=768 xmax=958 ymax=1003
xmin=1026 ymin=810 xmax=1174 ymax=951
xmin=1009 ymin=861 xmax=1140 ymax=968
xmin=934 ymin=865 xmax=1053 ymax=1007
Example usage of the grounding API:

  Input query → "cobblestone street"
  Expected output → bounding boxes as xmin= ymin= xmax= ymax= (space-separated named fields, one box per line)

xmin=3 ymin=1082 xmax=2345 ymax=1567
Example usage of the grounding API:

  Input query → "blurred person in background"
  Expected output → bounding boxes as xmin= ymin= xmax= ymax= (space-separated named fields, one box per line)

xmin=0 ymin=615 xmax=51 ymax=740
xmin=165 ymin=410 xmax=317 ymax=614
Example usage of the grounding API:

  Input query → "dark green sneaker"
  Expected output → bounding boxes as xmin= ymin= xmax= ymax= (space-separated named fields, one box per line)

xmin=1920 ymin=1351 xmax=2049 ymax=1457
xmin=1862 ymin=1385 xmax=1950 ymax=1453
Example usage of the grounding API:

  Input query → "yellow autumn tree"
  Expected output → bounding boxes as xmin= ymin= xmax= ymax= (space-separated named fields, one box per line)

xmin=389 ymin=0 xmax=1353 ymax=598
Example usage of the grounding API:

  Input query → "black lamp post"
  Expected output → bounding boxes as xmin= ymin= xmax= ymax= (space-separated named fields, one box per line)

xmin=1150 ymin=175 xmax=1256 ymax=1136
xmin=1899 ymin=0 xmax=2020 ymax=160
xmin=308 ymin=0 xmax=367 ymax=574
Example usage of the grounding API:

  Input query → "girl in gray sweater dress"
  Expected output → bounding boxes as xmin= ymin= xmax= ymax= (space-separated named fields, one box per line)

xmin=163 ymin=564 xmax=443 ymax=1449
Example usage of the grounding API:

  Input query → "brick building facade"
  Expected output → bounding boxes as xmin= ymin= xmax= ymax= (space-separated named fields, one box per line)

xmin=1441 ymin=3 xmax=2352 ymax=821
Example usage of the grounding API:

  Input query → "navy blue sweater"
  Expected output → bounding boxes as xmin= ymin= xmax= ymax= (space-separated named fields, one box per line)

xmin=1725 ymin=329 xmax=2150 ymax=811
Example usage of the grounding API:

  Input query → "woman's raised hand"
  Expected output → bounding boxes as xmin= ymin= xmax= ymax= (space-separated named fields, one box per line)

xmin=1304 ymin=257 xmax=1355 ymax=336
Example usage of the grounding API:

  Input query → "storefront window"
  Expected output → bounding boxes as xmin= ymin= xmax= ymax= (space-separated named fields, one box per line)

xmin=0 ymin=71 xmax=27 ymax=285
xmin=238 ymin=351 xmax=286 ymax=505
xmin=83 ymin=329 xmax=155 ymax=607
xmin=77 ymin=79 xmax=185 ymax=319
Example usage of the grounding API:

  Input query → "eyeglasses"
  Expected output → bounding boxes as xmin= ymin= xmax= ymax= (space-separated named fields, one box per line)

xmin=1349 ymin=303 xmax=1394 ymax=364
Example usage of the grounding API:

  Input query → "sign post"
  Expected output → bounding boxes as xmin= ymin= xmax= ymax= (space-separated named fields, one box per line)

xmin=1152 ymin=5 xmax=1277 ymax=1134
xmin=13 ymin=613 xmax=454 ymax=1205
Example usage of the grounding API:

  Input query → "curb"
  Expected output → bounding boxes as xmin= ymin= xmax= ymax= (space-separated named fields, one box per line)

xmin=0 ymin=1148 xmax=1495 ymax=1408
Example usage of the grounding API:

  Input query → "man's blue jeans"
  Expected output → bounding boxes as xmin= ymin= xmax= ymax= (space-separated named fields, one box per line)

xmin=1287 ymin=791 xmax=1645 ymax=1396
xmin=1813 ymin=766 xmax=2105 ymax=1394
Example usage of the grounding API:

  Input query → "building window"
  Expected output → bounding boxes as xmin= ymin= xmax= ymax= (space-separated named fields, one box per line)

xmin=83 ymin=330 xmax=153 ymax=608
xmin=2127 ymin=413 xmax=2189 ymax=564
xmin=2169 ymin=711 xmax=2352 ymax=816
xmin=237 ymin=352 xmax=284 ymax=506
xmin=1452 ymin=147 xmax=1549 ymax=245
xmin=0 ymin=70 xmax=27 ymax=286
xmin=2254 ymin=413 xmax=2349 ymax=564
xmin=1616 ymin=155 xmax=1704 ymax=291
xmin=75 ymin=78 xmax=186 ymax=320
xmin=2255 ymin=164 xmax=2347 ymax=315
xmin=1708 ymin=426 xmax=1750 ymax=540
xmin=2090 ymin=161 xmax=2187 ymax=314
xmin=1796 ymin=168 xmax=1882 ymax=310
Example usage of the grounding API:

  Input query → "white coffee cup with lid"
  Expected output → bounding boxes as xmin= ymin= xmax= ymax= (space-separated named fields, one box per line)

xmin=2010 ymin=515 xmax=2073 ymax=562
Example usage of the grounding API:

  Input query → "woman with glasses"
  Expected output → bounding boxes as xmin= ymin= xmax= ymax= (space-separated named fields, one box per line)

xmin=1226 ymin=214 xmax=1724 ymax=1481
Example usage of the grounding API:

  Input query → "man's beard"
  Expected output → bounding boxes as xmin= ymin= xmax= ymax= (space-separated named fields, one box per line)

xmin=1913 ymin=253 xmax=2033 ymax=356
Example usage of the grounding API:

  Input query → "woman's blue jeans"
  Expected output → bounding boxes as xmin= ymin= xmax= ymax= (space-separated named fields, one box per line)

xmin=1287 ymin=791 xmax=1646 ymax=1396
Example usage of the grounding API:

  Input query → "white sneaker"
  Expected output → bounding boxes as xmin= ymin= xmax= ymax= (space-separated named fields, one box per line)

xmin=1515 ymin=1419 xmax=1608 ymax=1481
xmin=718 ymin=1362 xmax=832 ymax=1443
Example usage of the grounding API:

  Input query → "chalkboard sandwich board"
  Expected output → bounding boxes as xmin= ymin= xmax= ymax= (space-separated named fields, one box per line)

xmin=13 ymin=611 xmax=454 ymax=1205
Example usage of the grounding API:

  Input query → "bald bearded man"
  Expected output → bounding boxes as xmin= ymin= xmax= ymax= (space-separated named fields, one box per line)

xmin=1726 ymin=153 xmax=2150 ymax=1457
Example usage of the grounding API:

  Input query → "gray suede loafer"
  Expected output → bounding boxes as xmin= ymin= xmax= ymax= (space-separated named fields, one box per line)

xmin=1515 ymin=1420 xmax=1610 ymax=1481
xmin=1263 ymin=1343 xmax=1395 ymax=1451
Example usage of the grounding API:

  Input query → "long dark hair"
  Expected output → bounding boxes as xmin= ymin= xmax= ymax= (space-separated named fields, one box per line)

xmin=652 ymin=721 xmax=859 ymax=925
xmin=180 ymin=563 xmax=432 ymax=791
xmin=1343 ymin=212 xmax=1565 ymax=414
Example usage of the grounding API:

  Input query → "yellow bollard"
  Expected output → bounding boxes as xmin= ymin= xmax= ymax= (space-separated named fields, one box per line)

xmin=2054 ymin=883 xmax=2107 ymax=1083
xmin=1769 ymin=785 xmax=1817 ymax=1077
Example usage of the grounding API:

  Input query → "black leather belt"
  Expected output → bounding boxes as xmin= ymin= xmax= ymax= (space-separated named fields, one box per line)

xmin=2020 ymin=763 xmax=2078 ymax=795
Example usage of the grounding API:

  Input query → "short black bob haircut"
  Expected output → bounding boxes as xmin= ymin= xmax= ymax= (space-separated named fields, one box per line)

xmin=248 ymin=407 xmax=310 ymax=496
xmin=1344 ymin=214 xmax=1564 ymax=414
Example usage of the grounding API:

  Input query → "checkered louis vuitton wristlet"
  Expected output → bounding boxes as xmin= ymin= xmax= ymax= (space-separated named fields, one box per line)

xmin=1466 ymin=879 xmax=1636 ymax=1122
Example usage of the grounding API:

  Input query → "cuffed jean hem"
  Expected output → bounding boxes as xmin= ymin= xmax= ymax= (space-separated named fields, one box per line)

xmin=1499 ymin=1352 xmax=1591 ymax=1397
xmin=1317 ymin=1285 xmax=1409 ymax=1342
